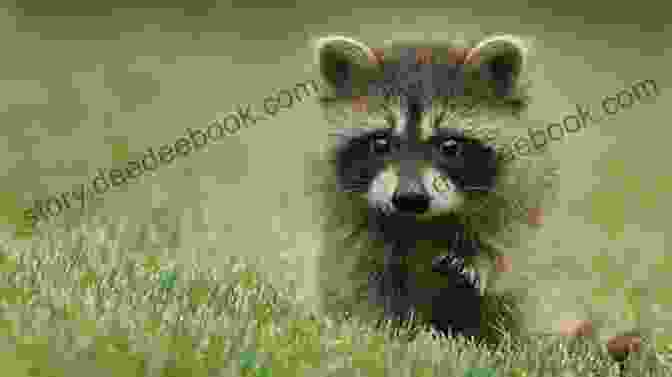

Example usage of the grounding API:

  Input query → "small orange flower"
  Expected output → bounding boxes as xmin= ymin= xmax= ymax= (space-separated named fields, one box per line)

xmin=527 ymin=207 xmax=543 ymax=226
xmin=352 ymin=96 xmax=368 ymax=113
xmin=369 ymin=48 xmax=385 ymax=65
xmin=607 ymin=335 xmax=642 ymax=358
xmin=464 ymin=48 xmax=480 ymax=65
xmin=446 ymin=47 xmax=469 ymax=65
xmin=495 ymin=254 xmax=512 ymax=273
xmin=559 ymin=319 xmax=594 ymax=337
xmin=416 ymin=48 xmax=433 ymax=65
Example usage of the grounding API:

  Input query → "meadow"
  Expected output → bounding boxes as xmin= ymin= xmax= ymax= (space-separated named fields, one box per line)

xmin=1 ymin=214 xmax=671 ymax=377
xmin=0 ymin=3 xmax=670 ymax=377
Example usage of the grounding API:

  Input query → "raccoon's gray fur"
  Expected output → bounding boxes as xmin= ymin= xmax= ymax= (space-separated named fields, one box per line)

xmin=307 ymin=34 xmax=559 ymax=345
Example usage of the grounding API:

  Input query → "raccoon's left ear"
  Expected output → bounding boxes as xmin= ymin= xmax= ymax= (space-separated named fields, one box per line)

xmin=312 ymin=35 xmax=381 ymax=98
xmin=462 ymin=35 xmax=528 ymax=97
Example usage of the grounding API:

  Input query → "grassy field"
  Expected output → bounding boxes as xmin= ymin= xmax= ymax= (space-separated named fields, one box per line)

xmin=1 ymin=215 xmax=671 ymax=377
xmin=0 ymin=2 xmax=669 ymax=376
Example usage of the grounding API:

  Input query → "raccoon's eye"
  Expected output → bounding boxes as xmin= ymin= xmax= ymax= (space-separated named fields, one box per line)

xmin=439 ymin=139 xmax=461 ymax=157
xmin=371 ymin=136 xmax=392 ymax=154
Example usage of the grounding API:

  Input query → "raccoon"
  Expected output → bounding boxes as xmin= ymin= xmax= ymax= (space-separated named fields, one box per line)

xmin=307 ymin=34 xmax=559 ymax=346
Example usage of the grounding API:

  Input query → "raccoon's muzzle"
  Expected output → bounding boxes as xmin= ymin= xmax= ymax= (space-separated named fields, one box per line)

xmin=391 ymin=175 xmax=431 ymax=214
xmin=391 ymin=192 xmax=430 ymax=214
xmin=391 ymin=114 xmax=433 ymax=216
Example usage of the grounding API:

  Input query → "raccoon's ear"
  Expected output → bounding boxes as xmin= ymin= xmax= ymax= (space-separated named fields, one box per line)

xmin=312 ymin=35 xmax=381 ymax=97
xmin=463 ymin=35 xmax=528 ymax=97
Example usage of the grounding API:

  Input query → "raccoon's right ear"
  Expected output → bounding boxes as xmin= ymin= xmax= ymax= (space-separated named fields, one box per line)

xmin=312 ymin=36 xmax=382 ymax=98
xmin=463 ymin=34 xmax=529 ymax=98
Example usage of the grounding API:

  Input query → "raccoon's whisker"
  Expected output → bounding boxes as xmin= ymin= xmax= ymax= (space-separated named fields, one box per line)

xmin=343 ymin=174 xmax=373 ymax=182
xmin=336 ymin=184 xmax=365 ymax=191
xmin=340 ymin=189 xmax=366 ymax=194
xmin=342 ymin=184 xmax=368 ymax=189
xmin=338 ymin=178 xmax=369 ymax=186
xmin=346 ymin=178 xmax=371 ymax=184
xmin=463 ymin=186 xmax=493 ymax=192
xmin=341 ymin=185 xmax=368 ymax=191
xmin=337 ymin=184 xmax=368 ymax=193
xmin=343 ymin=186 xmax=368 ymax=192
xmin=328 ymin=131 xmax=361 ymax=138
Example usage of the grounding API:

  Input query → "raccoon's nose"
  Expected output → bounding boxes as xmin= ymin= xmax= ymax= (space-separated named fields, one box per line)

xmin=392 ymin=192 xmax=431 ymax=214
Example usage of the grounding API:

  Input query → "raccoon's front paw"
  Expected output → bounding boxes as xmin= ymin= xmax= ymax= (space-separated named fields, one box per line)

xmin=431 ymin=252 xmax=480 ymax=288
xmin=431 ymin=252 xmax=465 ymax=274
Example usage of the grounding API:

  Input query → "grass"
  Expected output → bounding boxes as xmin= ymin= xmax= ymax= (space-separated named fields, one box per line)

xmin=0 ymin=216 xmax=671 ymax=377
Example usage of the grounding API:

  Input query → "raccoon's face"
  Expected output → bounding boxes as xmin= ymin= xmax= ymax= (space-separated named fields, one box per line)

xmin=314 ymin=35 xmax=528 ymax=220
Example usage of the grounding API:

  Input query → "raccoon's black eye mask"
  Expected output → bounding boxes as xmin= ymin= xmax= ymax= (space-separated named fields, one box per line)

xmin=341 ymin=127 xmax=496 ymax=178
xmin=438 ymin=138 xmax=462 ymax=157
xmin=370 ymin=132 xmax=394 ymax=154
xmin=368 ymin=132 xmax=470 ymax=159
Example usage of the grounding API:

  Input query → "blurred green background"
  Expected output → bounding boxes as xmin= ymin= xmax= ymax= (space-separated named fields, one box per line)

xmin=0 ymin=0 xmax=669 ymax=348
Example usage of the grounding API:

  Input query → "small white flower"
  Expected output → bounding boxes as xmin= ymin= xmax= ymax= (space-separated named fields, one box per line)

xmin=232 ymin=263 xmax=245 ymax=273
